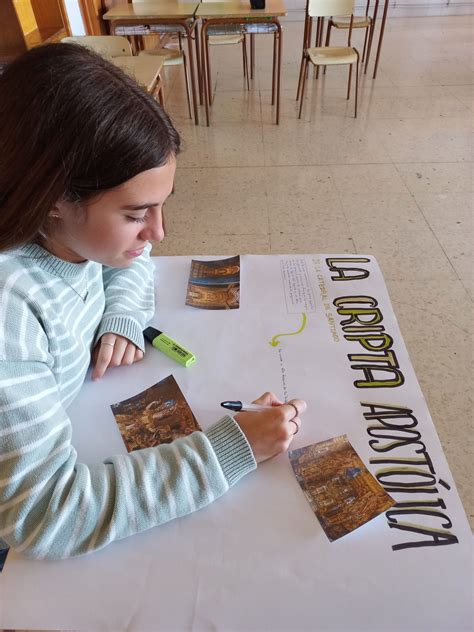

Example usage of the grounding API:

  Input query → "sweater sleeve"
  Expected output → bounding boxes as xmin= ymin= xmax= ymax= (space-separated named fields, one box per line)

xmin=0 ymin=295 xmax=256 ymax=560
xmin=94 ymin=243 xmax=155 ymax=351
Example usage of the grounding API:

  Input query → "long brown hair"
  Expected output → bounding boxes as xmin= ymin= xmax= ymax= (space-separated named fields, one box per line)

xmin=0 ymin=43 xmax=180 ymax=252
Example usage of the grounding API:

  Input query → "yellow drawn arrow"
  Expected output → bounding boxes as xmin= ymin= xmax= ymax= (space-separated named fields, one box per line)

xmin=269 ymin=313 xmax=307 ymax=347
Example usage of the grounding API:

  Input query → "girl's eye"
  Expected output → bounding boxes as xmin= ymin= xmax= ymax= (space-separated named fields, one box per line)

xmin=126 ymin=216 xmax=146 ymax=223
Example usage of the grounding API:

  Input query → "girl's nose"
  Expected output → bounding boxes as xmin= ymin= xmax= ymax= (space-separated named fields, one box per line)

xmin=140 ymin=212 xmax=165 ymax=242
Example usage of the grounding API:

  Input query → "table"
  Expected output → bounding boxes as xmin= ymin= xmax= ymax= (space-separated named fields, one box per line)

xmin=104 ymin=2 xmax=201 ymax=124
xmin=111 ymin=54 xmax=164 ymax=98
xmin=196 ymin=0 xmax=287 ymax=126
xmin=0 ymin=254 xmax=471 ymax=630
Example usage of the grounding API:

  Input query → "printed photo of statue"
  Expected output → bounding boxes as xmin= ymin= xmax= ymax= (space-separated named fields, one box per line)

xmin=186 ymin=256 xmax=240 ymax=309
xmin=289 ymin=435 xmax=395 ymax=541
xmin=186 ymin=282 xmax=239 ymax=310
xmin=111 ymin=375 xmax=201 ymax=452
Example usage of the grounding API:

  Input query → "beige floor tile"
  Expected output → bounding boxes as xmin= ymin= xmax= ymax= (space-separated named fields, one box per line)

xmin=384 ymin=62 xmax=473 ymax=88
xmin=385 ymin=266 xmax=471 ymax=332
xmin=340 ymin=188 xmax=422 ymax=225
xmin=427 ymin=62 xmax=474 ymax=86
xmin=152 ymin=233 xmax=271 ymax=256
xmin=264 ymin=165 xmax=344 ymax=232
xmin=165 ymin=166 xmax=269 ymax=234
xmin=412 ymin=191 xmax=473 ymax=296
xmin=341 ymin=191 xmax=464 ymax=282
xmin=267 ymin=76 xmax=388 ymax=123
xmin=447 ymin=84 xmax=474 ymax=110
xmin=372 ymin=117 xmax=472 ymax=163
xmin=177 ymin=120 xmax=265 ymax=167
xmin=357 ymin=85 xmax=472 ymax=119
xmin=395 ymin=162 xmax=473 ymax=193
xmin=331 ymin=164 xmax=408 ymax=194
xmin=198 ymin=89 xmax=263 ymax=124
xmin=258 ymin=62 xmax=304 ymax=93
xmin=266 ymin=163 xmax=335 ymax=197
xmin=212 ymin=72 xmax=260 ymax=94
xmin=351 ymin=231 xmax=461 ymax=286
xmin=381 ymin=85 xmax=462 ymax=97
xmin=385 ymin=277 xmax=473 ymax=531
xmin=262 ymin=93 xmax=392 ymax=165
xmin=270 ymin=231 xmax=356 ymax=254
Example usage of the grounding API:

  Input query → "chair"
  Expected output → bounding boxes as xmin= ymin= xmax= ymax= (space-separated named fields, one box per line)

xmin=325 ymin=0 xmax=379 ymax=74
xmin=61 ymin=36 xmax=164 ymax=106
xmin=297 ymin=0 xmax=359 ymax=119
xmin=200 ymin=0 xmax=250 ymax=105
xmin=138 ymin=43 xmax=193 ymax=119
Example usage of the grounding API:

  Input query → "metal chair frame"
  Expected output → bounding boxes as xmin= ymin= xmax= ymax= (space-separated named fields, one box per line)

xmin=325 ymin=0 xmax=380 ymax=75
xmin=297 ymin=0 xmax=360 ymax=119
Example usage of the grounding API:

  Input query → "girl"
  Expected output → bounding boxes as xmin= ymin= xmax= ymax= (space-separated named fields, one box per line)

xmin=0 ymin=43 xmax=305 ymax=559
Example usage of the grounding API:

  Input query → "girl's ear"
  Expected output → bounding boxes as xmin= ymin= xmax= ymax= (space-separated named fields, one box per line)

xmin=49 ymin=202 xmax=66 ymax=219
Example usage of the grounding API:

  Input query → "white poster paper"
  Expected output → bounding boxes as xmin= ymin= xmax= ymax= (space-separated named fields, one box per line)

xmin=1 ymin=255 xmax=471 ymax=631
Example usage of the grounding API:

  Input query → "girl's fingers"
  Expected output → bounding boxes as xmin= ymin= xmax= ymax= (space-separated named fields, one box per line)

xmin=92 ymin=336 xmax=117 ymax=380
xmin=92 ymin=335 xmax=143 ymax=380
xmin=122 ymin=342 xmax=137 ymax=366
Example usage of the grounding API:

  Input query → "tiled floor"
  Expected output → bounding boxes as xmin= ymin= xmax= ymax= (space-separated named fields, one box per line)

xmin=153 ymin=15 xmax=473 ymax=529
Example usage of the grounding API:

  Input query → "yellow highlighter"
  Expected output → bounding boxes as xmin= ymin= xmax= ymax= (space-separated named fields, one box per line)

xmin=144 ymin=327 xmax=196 ymax=367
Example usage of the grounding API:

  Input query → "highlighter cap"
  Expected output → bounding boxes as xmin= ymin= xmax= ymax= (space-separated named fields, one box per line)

xmin=144 ymin=326 xmax=161 ymax=344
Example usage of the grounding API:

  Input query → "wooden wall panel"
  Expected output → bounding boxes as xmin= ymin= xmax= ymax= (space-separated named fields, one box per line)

xmin=30 ymin=0 xmax=63 ymax=30
xmin=0 ymin=1 xmax=28 ymax=59
xmin=12 ymin=0 xmax=38 ymax=35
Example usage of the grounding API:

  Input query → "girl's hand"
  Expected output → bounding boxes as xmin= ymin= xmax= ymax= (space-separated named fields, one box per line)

xmin=234 ymin=392 xmax=307 ymax=463
xmin=92 ymin=333 xmax=144 ymax=380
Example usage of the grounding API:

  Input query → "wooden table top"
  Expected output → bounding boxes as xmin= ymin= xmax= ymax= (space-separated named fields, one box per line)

xmin=103 ymin=2 xmax=200 ymax=20
xmin=111 ymin=55 xmax=164 ymax=92
xmin=196 ymin=0 xmax=286 ymax=18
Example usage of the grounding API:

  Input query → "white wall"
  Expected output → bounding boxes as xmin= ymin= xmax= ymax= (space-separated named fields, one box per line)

xmin=284 ymin=0 xmax=473 ymax=18
xmin=64 ymin=0 xmax=86 ymax=35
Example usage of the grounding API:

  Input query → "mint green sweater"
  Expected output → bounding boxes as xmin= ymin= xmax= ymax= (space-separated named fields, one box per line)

xmin=0 ymin=243 xmax=256 ymax=559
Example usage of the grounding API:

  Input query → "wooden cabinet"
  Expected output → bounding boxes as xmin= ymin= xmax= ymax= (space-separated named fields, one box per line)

xmin=0 ymin=0 xmax=71 ymax=62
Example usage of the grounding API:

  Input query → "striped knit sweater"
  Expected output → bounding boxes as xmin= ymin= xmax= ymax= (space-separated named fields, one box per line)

xmin=0 ymin=243 xmax=256 ymax=559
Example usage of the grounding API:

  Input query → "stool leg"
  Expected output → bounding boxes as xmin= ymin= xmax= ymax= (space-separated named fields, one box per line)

xmin=315 ymin=18 xmax=324 ymax=79
xmin=202 ymin=26 xmax=211 ymax=126
xmin=185 ymin=23 xmax=199 ymax=125
xmin=361 ymin=25 xmax=369 ymax=63
xmin=296 ymin=51 xmax=306 ymax=101
xmin=364 ymin=9 xmax=377 ymax=74
xmin=276 ymin=26 xmax=282 ymax=124
xmin=250 ymin=33 xmax=255 ymax=80
xmin=355 ymin=59 xmax=359 ymax=117
xmin=323 ymin=21 xmax=331 ymax=75
xmin=272 ymin=31 xmax=277 ymax=105
xmin=354 ymin=50 xmax=360 ymax=116
xmin=205 ymin=35 xmax=213 ymax=105
xmin=243 ymin=36 xmax=250 ymax=91
xmin=297 ymin=13 xmax=311 ymax=100
xmin=194 ymin=24 xmax=203 ymax=105
xmin=182 ymin=53 xmax=192 ymax=119
xmin=298 ymin=55 xmax=309 ymax=119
